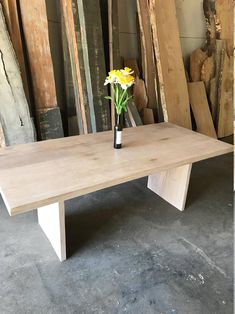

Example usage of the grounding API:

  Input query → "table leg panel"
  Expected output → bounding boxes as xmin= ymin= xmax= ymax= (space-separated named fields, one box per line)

xmin=37 ymin=201 xmax=66 ymax=261
xmin=148 ymin=164 xmax=192 ymax=211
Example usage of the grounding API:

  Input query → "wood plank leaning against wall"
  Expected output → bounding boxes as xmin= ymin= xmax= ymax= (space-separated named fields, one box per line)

xmin=1 ymin=0 xmax=32 ymax=111
xmin=0 ymin=5 xmax=34 ymax=146
xmin=149 ymin=0 xmax=192 ymax=130
xmin=19 ymin=0 xmax=64 ymax=140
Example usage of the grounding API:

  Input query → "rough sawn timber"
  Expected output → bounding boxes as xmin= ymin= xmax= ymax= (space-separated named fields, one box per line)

xmin=188 ymin=82 xmax=217 ymax=138
xmin=19 ymin=0 xmax=64 ymax=140
xmin=0 ymin=5 xmax=34 ymax=146
xmin=149 ymin=0 xmax=192 ymax=130
xmin=76 ymin=0 xmax=111 ymax=132
xmin=137 ymin=0 xmax=158 ymax=113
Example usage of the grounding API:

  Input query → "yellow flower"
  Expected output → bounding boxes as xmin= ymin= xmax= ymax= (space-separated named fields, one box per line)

xmin=117 ymin=74 xmax=135 ymax=90
xmin=121 ymin=67 xmax=134 ymax=76
xmin=104 ymin=70 xmax=121 ymax=85
xmin=104 ymin=68 xmax=135 ymax=89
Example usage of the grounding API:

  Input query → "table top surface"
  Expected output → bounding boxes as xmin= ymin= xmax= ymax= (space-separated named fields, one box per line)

xmin=0 ymin=123 xmax=232 ymax=216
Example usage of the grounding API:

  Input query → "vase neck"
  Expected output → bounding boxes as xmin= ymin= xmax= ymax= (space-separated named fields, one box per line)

xmin=117 ymin=114 xmax=122 ymax=126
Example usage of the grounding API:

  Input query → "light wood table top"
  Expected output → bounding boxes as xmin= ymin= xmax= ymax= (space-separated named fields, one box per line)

xmin=0 ymin=123 xmax=232 ymax=216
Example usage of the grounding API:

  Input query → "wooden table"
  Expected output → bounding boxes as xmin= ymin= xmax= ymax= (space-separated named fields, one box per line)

xmin=0 ymin=123 xmax=232 ymax=261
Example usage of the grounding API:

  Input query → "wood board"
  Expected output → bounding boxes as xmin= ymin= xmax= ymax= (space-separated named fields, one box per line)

xmin=0 ymin=5 xmax=34 ymax=145
xmin=76 ymin=0 xmax=111 ymax=132
xmin=143 ymin=108 xmax=155 ymax=125
xmin=0 ymin=123 xmax=232 ymax=216
xmin=126 ymin=102 xmax=143 ymax=127
xmin=133 ymin=77 xmax=148 ymax=111
xmin=107 ymin=0 xmax=120 ymax=128
xmin=217 ymin=51 xmax=233 ymax=138
xmin=215 ymin=0 xmax=234 ymax=57
xmin=209 ymin=40 xmax=227 ymax=123
xmin=149 ymin=0 xmax=192 ymax=129
xmin=203 ymin=0 xmax=234 ymax=56
xmin=61 ymin=17 xmax=78 ymax=135
xmin=188 ymin=82 xmax=217 ymax=138
xmin=19 ymin=0 xmax=63 ymax=139
xmin=190 ymin=48 xmax=208 ymax=82
xmin=4 ymin=0 xmax=31 ymax=108
xmin=60 ymin=0 xmax=90 ymax=134
xmin=137 ymin=0 xmax=158 ymax=112
xmin=201 ymin=55 xmax=215 ymax=93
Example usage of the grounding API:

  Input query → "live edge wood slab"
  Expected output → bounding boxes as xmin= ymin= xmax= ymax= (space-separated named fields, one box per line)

xmin=0 ymin=123 xmax=233 ymax=261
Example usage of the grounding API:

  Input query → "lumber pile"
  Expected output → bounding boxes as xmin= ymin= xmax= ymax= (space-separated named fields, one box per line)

xmin=0 ymin=0 xmax=232 ymax=145
xmin=189 ymin=0 xmax=233 ymax=138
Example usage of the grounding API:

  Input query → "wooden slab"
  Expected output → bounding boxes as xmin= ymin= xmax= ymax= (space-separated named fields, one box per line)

xmin=60 ymin=0 xmax=89 ymax=134
xmin=203 ymin=0 xmax=234 ymax=56
xmin=143 ymin=108 xmax=155 ymax=125
xmin=137 ymin=0 xmax=158 ymax=111
xmin=107 ymin=0 xmax=120 ymax=128
xmin=0 ymin=5 xmax=34 ymax=146
xmin=209 ymin=40 xmax=227 ymax=123
xmin=215 ymin=0 xmax=234 ymax=57
xmin=190 ymin=48 xmax=208 ymax=82
xmin=149 ymin=0 xmax=192 ymax=129
xmin=203 ymin=0 xmax=217 ymax=47
xmin=6 ymin=0 xmax=31 ymax=107
xmin=188 ymin=82 xmax=217 ymax=138
xmin=217 ymin=51 xmax=233 ymax=138
xmin=126 ymin=102 xmax=143 ymax=127
xmin=201 ymin=55 xmax=215 ymax=93
xmin=133 ymin=77 xmax=148 ymax=111
xmin=19 ymin=0 xmax=57 ymax=111
xmin=0 ymin=123 xmax=232 ymax=216
xmin=76 ymin=0 xmax=111 ymax=132
xmin=19 ymin=0 xmax=63 ymax=139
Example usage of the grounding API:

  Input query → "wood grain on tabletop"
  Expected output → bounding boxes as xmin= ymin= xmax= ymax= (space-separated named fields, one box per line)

xmin=0 ymin=123 xmax=232 ymax=216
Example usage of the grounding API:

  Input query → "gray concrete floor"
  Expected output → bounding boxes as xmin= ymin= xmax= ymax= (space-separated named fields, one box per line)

xmin=0 ymin=153 xmax=233 ymax=314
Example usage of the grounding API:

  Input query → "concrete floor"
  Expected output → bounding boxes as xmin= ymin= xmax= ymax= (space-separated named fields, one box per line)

xmin=0 ymin=152 xmax=233 ymax=314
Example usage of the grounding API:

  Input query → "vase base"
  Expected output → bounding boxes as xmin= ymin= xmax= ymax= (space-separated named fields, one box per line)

xmin=114 ymin=144 xmax=122 ymax=149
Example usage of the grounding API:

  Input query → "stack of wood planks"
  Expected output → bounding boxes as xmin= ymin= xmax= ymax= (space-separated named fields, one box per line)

xmin=0 ymin=0 xmax=232 ymax=146
xmin=132 ymin=0 xmax=233 ymax=139
xmin=189 ymin=0 xmax=233 ymax=138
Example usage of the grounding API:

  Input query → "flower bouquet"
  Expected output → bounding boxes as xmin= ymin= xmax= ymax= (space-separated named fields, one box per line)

xmin=104 ymin=67 xmax=135 ymax=149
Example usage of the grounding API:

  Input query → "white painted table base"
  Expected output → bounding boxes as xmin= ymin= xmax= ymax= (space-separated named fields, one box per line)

xmin=37 ymin=202 xmax=66 ymax=261
xmin=37 ymin=164 xmax=192 ymax=261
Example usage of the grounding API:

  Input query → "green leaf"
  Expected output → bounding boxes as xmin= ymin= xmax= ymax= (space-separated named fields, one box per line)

xmin=104 ymin=96 xmax=113 ymax=100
